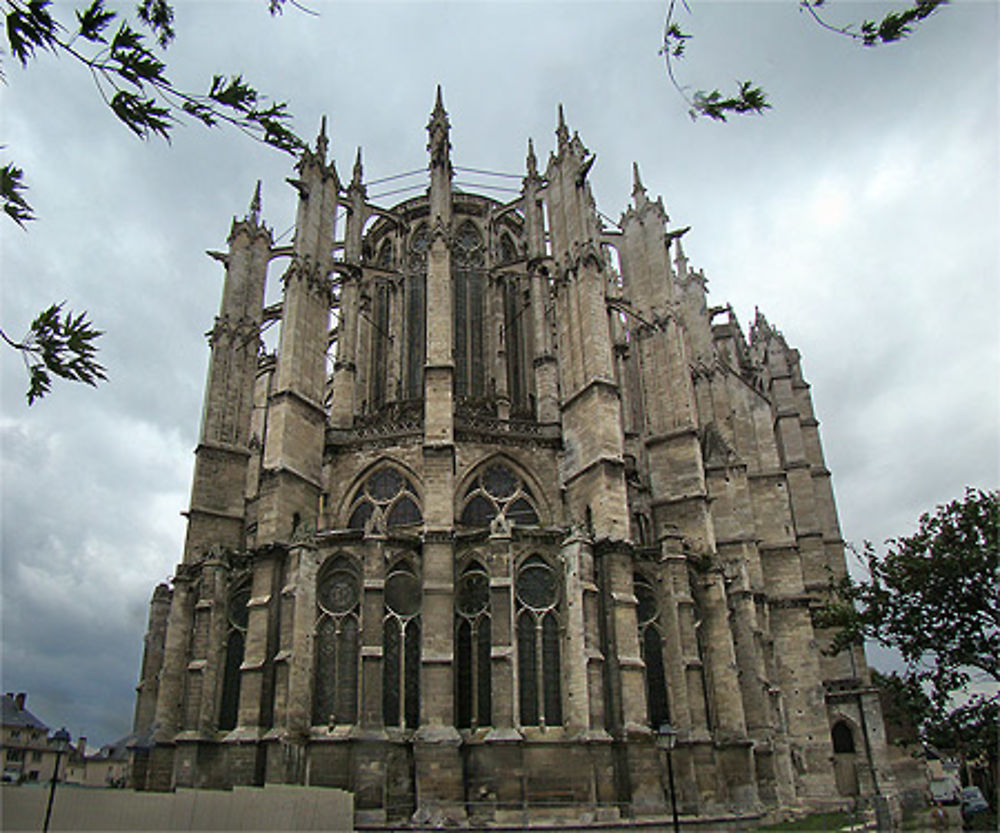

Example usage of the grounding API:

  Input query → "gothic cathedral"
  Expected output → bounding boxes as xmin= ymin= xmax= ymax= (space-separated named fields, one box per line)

xmin=131 ymin=90 xmax=892 ymax=826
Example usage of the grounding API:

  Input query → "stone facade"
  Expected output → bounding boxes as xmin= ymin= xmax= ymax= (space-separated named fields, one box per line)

xmin=132 ymin=90 xmax=892 ymax=825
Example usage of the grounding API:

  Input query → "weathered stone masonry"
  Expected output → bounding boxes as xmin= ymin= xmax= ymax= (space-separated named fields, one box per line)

xmin=132 ymin=90 xmax=892 ymax=825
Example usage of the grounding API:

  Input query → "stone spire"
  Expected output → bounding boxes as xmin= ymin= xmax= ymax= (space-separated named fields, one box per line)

xmin=427 ymin=85 xmax=452 ymax=228
xmin=427 ymin=84 xmax=452 ymax=171
xmin=526 ymin=137 xmax=538 ymax=179
xmin=555 ymin=103 xmax=570 ymax=149
xmin=631 ymin=161 xmax=647 ymax=206
xmin=674 ymin=235 xmax=689 ymax=280
xmin=248 ymin=179 xmax=262 ymax=225
xmin=349 ymin=146 xmax=365 ymax=195
xmin=316 ymin=115 xmax=329 ymax=161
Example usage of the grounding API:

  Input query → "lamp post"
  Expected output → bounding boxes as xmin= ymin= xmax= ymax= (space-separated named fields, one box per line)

xmin=42 ymin=727 xmax=71 ymax=833
xmin=656 ymin=722 xmax=681 ymax=833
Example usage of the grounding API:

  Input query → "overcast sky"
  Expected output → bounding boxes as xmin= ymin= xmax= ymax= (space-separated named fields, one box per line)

xmin=1 ymin=1 xmax=996 ymax=748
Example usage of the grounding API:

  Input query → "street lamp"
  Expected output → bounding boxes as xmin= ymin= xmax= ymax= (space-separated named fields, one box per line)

xmin=656 ymin=722 xmax=681 ymax=833
xmin=42 ymin=727 xmax=71 ymax=833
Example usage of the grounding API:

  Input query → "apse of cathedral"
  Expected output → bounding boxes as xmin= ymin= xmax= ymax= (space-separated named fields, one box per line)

xmin=131 ymin=89 xmax=893 ymax=825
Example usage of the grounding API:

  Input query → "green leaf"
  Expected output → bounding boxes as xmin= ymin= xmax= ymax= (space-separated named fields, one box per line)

xmin=75 ymin=0 xmax=115 ymax=43
xmin=5 ymin=0 xmax=59 ymax=65
xmin=136 ymin=0 xmax=174 ymax=48
xmin=1 ymin=162 xmax=34 ymax=226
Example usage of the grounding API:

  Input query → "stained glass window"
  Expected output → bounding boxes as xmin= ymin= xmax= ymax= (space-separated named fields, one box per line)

xmin=455 ymin=562 xmax=491 ymax=729
xmin=219 ymin=578 xmax=251 ymax=732
xmin=346 ymin=467 xmax=422 ymax=533
xmin=313 ymin=557 xmax=361 ymax=726
xmin=460 ymin=464 xmax=539 ymax=529
xmin=515 ymin=556 xmax=561 ymax=727
xmin=635 ymin=574 xmax=670 ymax=728
xmin=383 ymin=563 xmax=420 ymax=728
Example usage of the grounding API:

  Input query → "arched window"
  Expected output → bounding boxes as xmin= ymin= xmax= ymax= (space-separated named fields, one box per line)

xmin=404 ymin=226 xmax=428 ymax=400
xmin=370 ymin=279 xmax=391 ymax=409
xmin=218 ymin=577 xmax=251 ymax=731
xmin=313 ymin=556 xmax=361 ymax=726
xmin=453 ymin=220 xmax=486 ymax=399
xmin=831 ymin=720 xmax=855 ymax=754
xmin=498 ymin=232 xmax=518 ymax=264
xmin=503 ymin=275 xmax=530 ymax=417
xmin=455 ymin=560 xmax=491 ymax=729
xmin=635 ymin=574 xmax=670 ymax=728
xmin=347 ymin=467 xmax=422 ymax=532
xmin=460 ymin=463 xmax=539 ymax=528
xmin=515 ymin=555 xmax=562 ymax=726
xmin=377 ymin=238 xmax=394 ymax=269
xmin=383 ymin=562 xmax=421 ymax=728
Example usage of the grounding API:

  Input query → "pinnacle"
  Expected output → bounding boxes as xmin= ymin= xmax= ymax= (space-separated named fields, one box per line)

xmin=352 ymin=146 xmax=364 ymax=187
xmin=316 ymin=115 xmax=329 ymax=158
xmin=632 ymin=161 xmax=646 ymax=199
xmin=526 ymin=138 xmax=538 ymax=176
xmin=249 ymin=180 xmax=262 ymax=224
xmin=556 ymin=103 xmax=569 ymax=146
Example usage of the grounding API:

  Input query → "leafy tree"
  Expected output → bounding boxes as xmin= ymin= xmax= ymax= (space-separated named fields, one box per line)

xmin=1 ymin=0 xmax=305 ymax=403
xmin=662 ymin=0 xmax=949 ymax=121
xmin=818 ymin=488 xmax=999 ymax=708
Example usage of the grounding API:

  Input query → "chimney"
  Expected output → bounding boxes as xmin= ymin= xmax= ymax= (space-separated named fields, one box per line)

xmin=15 ymin=692 xmax=26 ymax=710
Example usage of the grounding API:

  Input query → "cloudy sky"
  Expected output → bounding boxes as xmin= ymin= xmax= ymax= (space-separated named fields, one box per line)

xmin=1 ymin=1 xmax=996 ymax=748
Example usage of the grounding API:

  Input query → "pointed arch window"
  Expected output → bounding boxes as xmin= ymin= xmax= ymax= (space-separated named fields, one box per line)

xmin=453 ymin=220 xmax=486 ymax=399
xmin=347 ymin=467 xmax=422 ymax=532
xmin=498 ymin=232 xmax=518 ymax=264
xmin=218 ymin=577 xmax=251 ymax=732
xmin=383 ymin=562 xmax=421 ymax=729
xmin=455 ymin=560 xmax=491 ymax=729
xmin=377 ymin=238 xmax=394 ymax=269
xmin=635 ymin=574 xmax=670 ymax=728
xmin=403 ymin=225 xmax=428 ymax=400
xmin=460 ymin=463 xmax=539 ymax=528
xmin=313 ymin=556 xmax=361 ymax=726
xmin=515 ymin=555 xmax=562 ymax=727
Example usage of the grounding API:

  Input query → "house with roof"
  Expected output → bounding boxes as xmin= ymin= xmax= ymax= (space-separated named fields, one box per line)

xmin=1 ymin=692 xmax=70 ymax=783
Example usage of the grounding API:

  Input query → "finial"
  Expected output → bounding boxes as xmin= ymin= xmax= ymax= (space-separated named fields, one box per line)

xmin=674 ymin=235 xmax=688 ymax=278
xmin=352 ymin=146 xmax=363 ymax=188
xmin=556 ymin=103 xmax=569 ymax=146
xmin=316 ymin=115 xmax=329 ymax=158
xmin=249 ymin=179 xmax=262 ymax=224
xmin=526 ymin=138 xmax=538 ymax=177
xmin=427 ymin=85 xmax=451 ymax=169
xmin=632 ymin=162 xmax=645 ymax=196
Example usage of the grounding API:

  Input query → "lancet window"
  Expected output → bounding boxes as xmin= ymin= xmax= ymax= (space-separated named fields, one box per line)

xmin=347 ymin=467 xmax=422 ymax=532
xmin=218 ymin=576 xmax=251 ymax=731
xmin=460 ymin=463 xmax=539 ymax=528
xmin=370 ymin=278 xmax=391 ymax=409
xmin=313 ymin=556 xmax=361 ymax=726
xmin=383 ymin=561 xmax=421 ymax=729
xmin=503 ymin=275 xmax=531 ymax=417
xmin=403 ymin=226 xmax=428 ymax=400
xmin=515 ymin=555 xmax=562 ymax=726
xmin=635 ymin=574 xmax=670 ymax=728
xmin=455 ymin=560 xmax=491 ymax=729
xmin=453 ymin=220 xmax=486 ymax=400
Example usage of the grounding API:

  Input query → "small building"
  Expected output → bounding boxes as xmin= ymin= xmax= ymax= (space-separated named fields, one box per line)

xmin=1 ymin=693 xmax=70 ymax=783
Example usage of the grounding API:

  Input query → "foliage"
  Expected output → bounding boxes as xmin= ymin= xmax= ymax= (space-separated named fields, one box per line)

xmin=870 ymin=669 xmax=931 ymax=745
xmin=0 ymin=303 xmax=107 ymax=404
xmin=2 ymin=0 xmax=305 ymax=403
xmin=817 ymin=488 xmax=999 ymax=708
xmin=662 ymin=0 xmax=948 ymax=121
